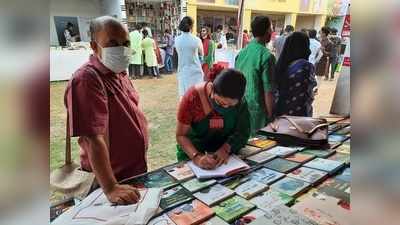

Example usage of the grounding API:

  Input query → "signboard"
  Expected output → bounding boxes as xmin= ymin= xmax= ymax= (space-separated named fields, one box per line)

xmin=341 ymin=14 xmax=351 ymax=37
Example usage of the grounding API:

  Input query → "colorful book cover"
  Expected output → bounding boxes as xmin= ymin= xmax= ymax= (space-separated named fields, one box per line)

xmin=224 ymin=176 xmax=250 ymax=190
xmin=328 ymin=134 xmax=349 ymax=144
xmin=231 ymin=209 xmax=267 ymax=225
xmin=316 ymin=178 xmax=350 ymax=203
xmin=234 ymin=180 xmax=269 ymax=199
xmin=193 ymin=184 xmax=235 ymax=206
xmin=164 ymin=162 xmax=195 ymax=182
xmin=248 ymin=168 xmax=285 ymax=185
xmin=182 ymin=178 xmax=217 ymax=193
xmin=266 ymin=146 xmax=298 ymax=157
xmin=250 ymin=190 xmax=294 ymax=212
xmin=246 ymin=151 xmax=277 ymax=164
xmin=238 ymin=145 xmax=263 ymax=158
xmin=203 ymin=216 xmax=229 ymax=225
xmin=213 ymin=196 xmax=255 ymax=223
xmin=301 ymin=148 xmax=336 ymax=158
xmin=147 ymin=214 xmax=177 ymax=225
xmin=285 ymin=153 xmax=316 ymax=163
xmin=293 ymin=195 xmax=351 ymax=225
xmin=263 ymin=158 xmax=301 ymax=173
xmin=247 ymin=135 xmax=277 ymax=150
xmin=287 ymin=167 xmax=328 ymax=185
xmin=168 ymin=200 xmax=214 ymax=225
xmin=335 ymin=167 xmax=351 ymax=182
xmin=304 ymin=158 xmax=345 ymax=175
xmin=270 ymin=177 xmax=310 ymax=197
xmin=160 ymin=185 xmax=194 ymax=210
xmin=328 ymin=152 xmax=350 ymax=165
xmin=335 ymin=144 xmax=351 ymax=155
xmin=247 ymin=205 xmax=319 ymax=225
xmin=134 ymin=170 xmax=177 ymax=190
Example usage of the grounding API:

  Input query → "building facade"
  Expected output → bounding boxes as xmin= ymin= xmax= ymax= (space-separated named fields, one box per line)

xmin=186 ymin=0 xmax=328 ymax=34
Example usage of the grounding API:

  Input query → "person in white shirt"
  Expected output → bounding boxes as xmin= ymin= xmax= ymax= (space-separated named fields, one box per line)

xmin=308 ymin=29 xmax=323 ymax=66
xmin=214 ymin=25 xmax=228 ymax=63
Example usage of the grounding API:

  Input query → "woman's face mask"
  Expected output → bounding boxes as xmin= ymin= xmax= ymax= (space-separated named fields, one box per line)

xmin=97 ymin=42 xmax=131 ymax=73
xmin=209 ymin=92 xmax=239 ymax=114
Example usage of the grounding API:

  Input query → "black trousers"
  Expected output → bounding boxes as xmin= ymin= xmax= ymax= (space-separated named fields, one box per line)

xmin=129 ymin=64 xmax=143 ymax=78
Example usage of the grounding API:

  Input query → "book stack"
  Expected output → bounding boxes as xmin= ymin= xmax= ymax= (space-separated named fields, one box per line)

xmin=247 ymin=135 xmax=277 ymax=150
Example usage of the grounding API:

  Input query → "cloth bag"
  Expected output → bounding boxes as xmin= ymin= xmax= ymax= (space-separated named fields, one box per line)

xmin=259 ymin=116 xmax=329 ymax=147
xmin=50 ymin=114 xmax=95 ymax=200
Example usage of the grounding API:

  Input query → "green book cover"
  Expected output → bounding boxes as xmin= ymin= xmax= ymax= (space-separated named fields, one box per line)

xmin=182 ymin=178 xmax=217 ymax=193
xmin=223 ymin=176 xmax=250 ymax=190
xmin=263 ymin=158 xmax=301 ymax=173
xmin=160 ymin=185 xmax=194 ymax=210
xmin=301 ymin=148 xmax=336 ymax=158
xmin=213 ymin=196 xmax=255 ymax=223
xmin=316 ymin=178 xmax=350 ymax=203
xmin=250 ymin=190 xmax=294 ymax=212
xmin=137 ymin=170 xmax=178 ymax=189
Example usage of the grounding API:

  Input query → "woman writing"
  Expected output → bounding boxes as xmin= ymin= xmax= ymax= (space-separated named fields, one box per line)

xmin=176 ymin=65 xmax=250 ymax=169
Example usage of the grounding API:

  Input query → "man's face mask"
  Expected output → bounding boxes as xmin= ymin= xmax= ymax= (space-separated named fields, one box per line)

xmin=97 ymin=42 xmax=131 ymax=73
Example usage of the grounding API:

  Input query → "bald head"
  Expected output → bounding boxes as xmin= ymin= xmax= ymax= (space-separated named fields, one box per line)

xmin=89 ymin=16 xmax=130 ymax=58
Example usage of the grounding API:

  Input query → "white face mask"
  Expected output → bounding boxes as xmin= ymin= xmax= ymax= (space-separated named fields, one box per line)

xmin=98 ymin=44 xmax=131 ymax=73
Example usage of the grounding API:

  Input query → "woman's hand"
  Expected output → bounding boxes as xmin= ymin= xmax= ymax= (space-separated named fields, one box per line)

xmin=215 ymin=147 xmax=230 ymax=167
xmin=193 ymin=154 xmax=218 ymax=170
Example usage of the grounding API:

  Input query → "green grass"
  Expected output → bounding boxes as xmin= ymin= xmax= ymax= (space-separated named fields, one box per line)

xmin=50 ymin=75 xmax=179 ymax=173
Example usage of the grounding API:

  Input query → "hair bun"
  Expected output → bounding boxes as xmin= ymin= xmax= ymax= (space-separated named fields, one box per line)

xmin=206 ymin=63 xmax=227 ymax=82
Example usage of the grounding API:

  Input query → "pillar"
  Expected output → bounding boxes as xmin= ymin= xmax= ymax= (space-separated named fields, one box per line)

xmin=284 ymin=13 xmax=297 ymax=29
xmin=243 ymin=9 xmax=252 ymax=32
xmin=314 ymin=15 xmax=327 ymax=31
xmin=186 ymin=3 xmax=198 ymax=34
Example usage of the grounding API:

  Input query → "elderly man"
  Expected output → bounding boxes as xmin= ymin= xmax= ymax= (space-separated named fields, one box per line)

xmin=64 ymin=16 xmax=148 ymax=205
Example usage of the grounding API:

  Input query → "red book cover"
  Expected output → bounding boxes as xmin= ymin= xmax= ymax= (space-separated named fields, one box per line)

xmin=168 ymin=200 xmax=214 ymax=225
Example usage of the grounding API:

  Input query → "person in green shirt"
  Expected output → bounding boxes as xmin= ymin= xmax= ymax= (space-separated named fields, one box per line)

xmin=141 ymin=29 xmax=160 ymax=78
xmin=235 ymin=16 xmax=276 ymax=137
xmin=129 ymin=24 xmax=144 ymax=79
xmin=176 ymin=66 xmax=250 ymax=169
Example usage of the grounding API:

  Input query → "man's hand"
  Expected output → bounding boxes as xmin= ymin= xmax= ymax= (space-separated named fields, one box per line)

xmin=193 ymin=154 xmax=218 ymax=170
xmin=105 ymin=184 xmax=141 ymax=205
xmin=215 ymin=147 xmax=230 ymax=167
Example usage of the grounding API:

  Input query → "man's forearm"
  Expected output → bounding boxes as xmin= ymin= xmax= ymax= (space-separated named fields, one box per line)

xmin=85 ymin=135 xmax=118 ymax=193
xmin=264 ymin=91 xmax=274 ymax=118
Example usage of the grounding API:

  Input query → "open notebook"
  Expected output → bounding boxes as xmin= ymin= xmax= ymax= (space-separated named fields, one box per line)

xmin=188 ymin=155 xmax=250 ymax=179
xmin=52 ymin=188 xmax=162 ymax=225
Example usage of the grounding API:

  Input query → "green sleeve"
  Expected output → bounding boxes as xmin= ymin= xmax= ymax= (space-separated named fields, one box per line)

xmin=226 ymin=100 xmax=251 ymax=154
xmin=260 ymin=54 xmax=276 ymax=93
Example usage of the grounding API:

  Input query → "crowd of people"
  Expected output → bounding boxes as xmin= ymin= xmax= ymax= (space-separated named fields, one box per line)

xmin=63 ymin=15 xmax=344 ymax=205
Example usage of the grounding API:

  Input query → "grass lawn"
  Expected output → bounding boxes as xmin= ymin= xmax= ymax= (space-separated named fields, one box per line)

xmin=50 ymin=75 xmax=179 ymax=173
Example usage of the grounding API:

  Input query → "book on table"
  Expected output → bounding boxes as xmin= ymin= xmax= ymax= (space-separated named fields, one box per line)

xmin=266 ymin=146 xmax=298 ymax=157
xmin=247 ymin=204 xmax=319 ymax=225
xmin=328 ymin=152 xmax=350 ymax=165
xmin=328 ymin=134 xmax=349 ymax=144
xmin=249 ymin=190 xmax=294 ymax=212
xmin=132 ymin=170 xmax=177 ymax=190
xmin=52 ymin=188 xmax=163 ymax=225
xmin=287 ymin=167 xmax=328 ymax=185
xmin=160 ymin=185 xmax=194 ymax=211
xmin=147 ymin=213 xmax=177 ymax=225
xmin=332 ymin=126 xmax=351 ymax=135
xmin=301 ymin=148 xmax=336 ymax=158
xmin=167 ymin=199 xmax=214 ymax=225
xmin=187 ymin=155 xmax=250 ymax=179
xmin=248 ymin=167 xmax=285 ymax=185
xmin=334 ymin=144 xmax=351 ymax=154
xmin=223 ymin=176 xmax=250 ymax=189
xmin=247 ymin=135 xmax=277 ymax=149
xmin=181 ymin=178 xmax=217 ymax=193
xmin=293 ymin=194 xmax=351 ymax=225
xmin=238 ymin=145 xmax=263 ymax=158
xmin=163 ymin=162 xmax=195 ymax=182
xmin=213 ymin=195 xmax=256 ymax=223
xmin=193 ymin=184 xmax=235 ymax=206
xmin=233 ymin=179 xmax=269 ymax=199
xmin=284 ymin=152 xmax=316 ymax=163
xmin=270 ymin=177 xmax=311 ymax=197
xmin=231 ymin=209 xmax=267 ymax=224
xmin=203 ymin=216 xmax=230 ymax=225
xmin=335 ymin=167 xmax=351 ymax=182
xmin=304 ymin=158 xmax=345 ymax=175
xmin=246 ymin=151 xmax=277 ymax=164
xmin=263 ymin=158 xmax=301 ymax=174
xmin=315 ymin=178 xmax=350 ymax=204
